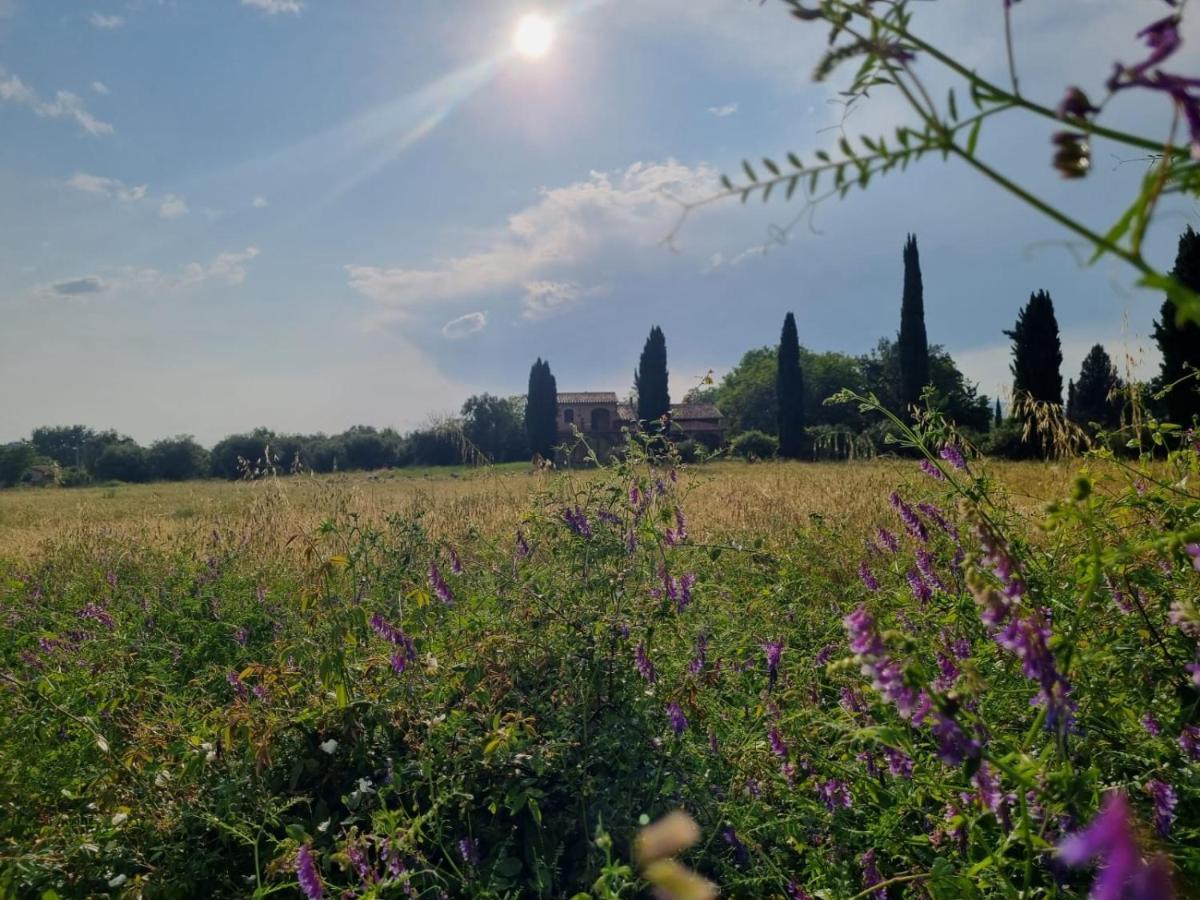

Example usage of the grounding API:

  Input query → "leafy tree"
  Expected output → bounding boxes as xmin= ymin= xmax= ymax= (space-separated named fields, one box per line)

xmin=0 ymin=442 xmax=37 ymax=487
xmin=777 ymin=313 xmax=805 ymax=458
xmin=898 ymin=234 xmax=930 ymax=417
xmin=93 ymin=442 xmax=152 ymax=483
xmin=463 ymin=394 xmax=528 ymax=463
xmin=860 ymin=339 xmax=991 ymax=433
xmin=730 ymin=429 xmax=778 ymax=460
xmin=30 ymin=425 xmax=93 ymax=469
xmin=1072 ymin=344 xmax=1122 ymax=431
xmin=210 ymin=429 xmax=276 ymax=479
xmin=1153 ymin=226 xmax=1200 ymax=426
xmin=1005 ymin=290 xmax=1063 ymax=406
xmin=342 ymin=425 xmax=401 ymax=471
xmin=148 ymin=436 xmax=210 ymax=481
xmin=635 ymin=326 xmax=670 ymax=424
xmin=525 ymin=358 xmax=558 ymax=460
xmin=407 ymin=425 xmax=463 ymax=466
xmin=714 ymin=347 xmax=777 ymax=436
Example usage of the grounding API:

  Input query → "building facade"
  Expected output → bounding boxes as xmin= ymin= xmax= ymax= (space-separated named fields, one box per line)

xmin=555 ymin=392 xmax=723 ymax=462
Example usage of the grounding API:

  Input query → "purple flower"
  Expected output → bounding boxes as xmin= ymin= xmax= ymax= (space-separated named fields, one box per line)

xmin=370 ymin=613 xmax=417 ymax=662
xmin=296 ymin=843 xmax=324 ymax=900
xmin=917 ymin=502 xmax=959 ymax=542
xmin=448 ymin=548 xmax=463 ymax=575
xmin=933 ymin=653 xmax=960 ymax=692
xmin=634 ymin=642 xmax=657 ymax=683
xmin=861 ymin=850 xmax=885 ymax=900
xmin=1145 ymin=779 xmax=1177 ymax=836
xmin=906 ymin=568 xmax=932 ymax=604
xmin=875 ymin=527 xmax=900 ymax=553
xmin=817 ymin=778 xmax=852 ymax=811
xmin=940 ymin=444 xmax=967 ymax=471
xmin=995 ymin=614 xmax=1075 ymax=733
xmin=665 ymin=507 xmax=689 ymax=545
xmin=233 ymin=626 xmax=250 ymax=646
xmin=428 ymin=563 xmax=454 ymax=605
xmin=624 ymin=530 xmax=637 ymax=554
xmin=786 ymin=882 xmax=812 ymax=900
xmin=769 ymin=727 xmax=788 ymax=759
xmin=688 ymin=632 xmax=707 ymax=675
xmin=227 ymin=670 xmax=248 ymax=700
xmin=629 ymin=483 xmax=642 ymax=509
xmin=722 ymin=827 xmax=749 ymax=867
xmin=920 ymin=459 xmax=944 ymax=480
xmin=1141 ymin=713 xmax=1162 ymax=737
xmin=1058 ymin=792 xmax=1174 ymax=900
xmin=917 ymin=549 xmax=947 ymax=592
xmin=858 ymin=560 xmax=880 ymax=591
xmin=79 ymin=603 xmax=115 ymax=629
xmin=457 ymin=837 xmax=479 ymax=866
xmin=843 ymin=605 xmax=924 ymax=719
xmin=932 ymin=714 xmax=981 ymax=765
xmin=516 ymin=530 xmax=531 ymax=557
xmin=884 ymin=747 xmax=914 ymax=778
xmin=763 ymin=640 xmax=783 ymax=689
xmin=562 ymin=506 xmax=593 ymax=538
xmin=889 ymin=492 xmax=928 ymax=543
xmin=814 ymin=642 xmax=837 ymax=667
xmin=1187 ymin=544 xmax=1200 ymax=573
xmin=667 ymin=701 xmax=688 ymax=736
xmin=676 ymin=572 xmax=696 ymax=612
xmin=347 ymin=843 xmax=376 ymax=886
xmin=1179 ymin=724 xmax=1200 ymax=760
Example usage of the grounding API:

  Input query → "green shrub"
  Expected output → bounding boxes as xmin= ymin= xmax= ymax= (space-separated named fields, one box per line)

xmin=730 ymin=429 xmax=778 ymax=460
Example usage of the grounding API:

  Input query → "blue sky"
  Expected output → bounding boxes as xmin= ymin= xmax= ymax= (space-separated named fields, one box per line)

xmin=1 ymin=0 xmax=1196 ymax=445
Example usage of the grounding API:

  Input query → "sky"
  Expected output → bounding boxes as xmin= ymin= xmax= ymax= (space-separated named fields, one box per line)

xmin=1 ymin=0 xmax=1197 ymax=446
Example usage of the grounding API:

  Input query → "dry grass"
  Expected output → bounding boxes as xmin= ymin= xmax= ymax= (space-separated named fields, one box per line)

xmin=0 ymin=459 xmax=1091 ymax=562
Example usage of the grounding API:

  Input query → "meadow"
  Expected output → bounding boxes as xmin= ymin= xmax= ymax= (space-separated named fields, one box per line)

xmin=2 ymin=423 xmax=1198 ymax=898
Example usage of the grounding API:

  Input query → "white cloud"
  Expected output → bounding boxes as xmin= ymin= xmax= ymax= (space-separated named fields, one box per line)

xmin=241 ymin=0 xmax=302 ymax=14
xmin=91 ymin=81 xmax=110 ymax=96
xmin=707 ymin=103 xmax=738 ymax=117
xmin=159 ymin=194 xmax=189 ymax=219
xmin=346 ymin=159 xmax=718 ymax=319
xmin=252 ymin=194 xmax=268 ymax=208
xmin=520 ymin=280 xmax=583 ymax=321
xmin=0 ymin=68 xmax=114 ymax=135
xmin=66 ymin=171 xmax=147 ymax=202
xmin=33 ymin=247 xmax=261 ymax=302
xmin=88 ymin=12 xmax=124 ymax=29
xmin=441 ymin=311 xmax=487 ymax=339
xmin=176 ymin=247 xmax=259 ymax=287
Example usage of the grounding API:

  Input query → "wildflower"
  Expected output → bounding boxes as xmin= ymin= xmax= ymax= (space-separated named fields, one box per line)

xmin=722 ymin=828 xmax=749 ymax=867
xmin=1058 ymin=792 xmax=1174 ymax=900
xmin=875 ymin=527 xmax=900 ymax=553
xmin=971 ymin=515 xmax=1025 ymax=598
xmin=667 ymin=702 xmax=688 ymax=736
xmin=1141 ymin=713 xmax=1162 ymax=737
xmin=708 ymin=729 xmax=719 ymax=754
xmin=817 ymin=779 xmax=852 ymax=811
xmin=448 ymin=548 xmax=463 ymax=575
xmin=861 ymin=850 xmax=885 ymax=900
xmin=665 ymin=507 xmax=688 ymax=545
xmin=768 ymin=727 xmax=788 ymax=759
xmin=933 ymin=653 xmax=959 ymax=692
xmin=688 ymin=633 xmax=707 ymax=675
xmin=906 ymin=568 xmax=932 ymax=603
xmin=1187 ymin=544 xmax=1200 ymax=573
xmin=917 ymin=501 xmax=959 ymax=542
xmin=635 ymin=642 xmax=657 ymax=683
xmin=251 ymin=684 xmax=268 ymax=701
xmin=227 ymin=670 xmax=248 ymax=700
xmin=940 ymin=444 xmax=967 ymax=470
xmin=932 ymin=714 xmax=981 ymax=765
xmin=844 ymin=605 xmax=923 ymax=718
xmin=428 ymin=563 xmax=454 ymax=605
xmin=996 ymin=614 xmax=1075 ymax=733
xmin=457 ymin=837 xmax=479 ymax=866
xmin=79 ymin=603 xmax=115 ymax=629
xmin=629 ymin=484 xmax=642 ymax=509
xmin=597 ymin=509 xmax=621 ymax=527
xmin=917 ymin=549 xmax=947 ymax=592
xmin=884 ymin=747 xmax=914 ymax=778
xmin=920 ymin=459 xmax=944 ymax=480
xmin=814 ymin=642 xmax=837 ymax=666
xmin=319 ymin=739 xmax=337 ymax=754
xmin=677 ymin=572 xmax=696 ymax=612
xmin=346 ymin=843 xmax=375 ymax=886
xmin=1052 ymin=131 xmax=1090 ymax=179
xmin=515 ymin=530 xmax=531 ymax=557
xmin=625 ymin=530 xmax=637 ymax=554
xmin=296 ymin=843 xmax=324 ymax=900
xmin=762 ymin=640 xmax=783 ymax=689
xmin=858 ymin=560 xmax=880 ymax=591
xmin=562 ymin=507 xmax=593 ymax=538
xmin=1145 ymin=779 xmax=1177 ymax=837
xmin=889 ymin=492 xmax=928 ymax=543
xmin=786 ymin=882 xmax=812 ymax=900
xmin=370 ymin=614 xmax=417 ymax=662
xmin=233 ymin=626 xmax=250 ymax=645
xmin=1179 ymin=724 xmax=1200 ymax=760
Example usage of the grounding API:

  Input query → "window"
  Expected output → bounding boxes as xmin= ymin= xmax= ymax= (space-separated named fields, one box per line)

xmin=563 ymin=408 xmax=574 ymax=424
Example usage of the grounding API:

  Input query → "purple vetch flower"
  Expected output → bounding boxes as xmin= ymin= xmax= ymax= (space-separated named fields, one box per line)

xmin=667 ymin=701 xmax=688 ymax=736
xmin=515 ymin=530 xmax=531 ymax=557
xmin=233 ymin=626 xmax=250 ymax=646
xmin=708 ymin=729 xmax=719 ymax=754
xmin=688 ymin=632 xmax=707 ymax=675
xmin=562 ymin=506 xmax=593 ymax=538
xmin=624 ymin=530 xmax=637 ymax=554
xmin=1058 ymin=792 xmax=1174 ymax=900
xmin=370 ymin=614 xmax=418 ymax=663
xmin=1141 ymin=713 xmax=1162 ymax=737
xmin=428 ymin=563 xmax=454 ymax=605
xmin=940 ymin=444 xmax=967 ymax=470
xmin=995 ymin=614 xmax=1075 ymax=733
xmin=665 ymin=507 xmax=689 ymax=545
xmin=346 ymin=843 xmax=376 ymax=886
xmin=448 ymin=548 xmax=463 ymax=575
xmin=296 ymin=843 xmax=324 ymax=900
xmin=906 ymin=568 xmax=932 ymax=604
xmin=79 ymin=603 xmax=115 ymax=629
xmin=1145 ymin=779 xmax=1177 ymax=836
xmin=971 ymin=516 xmax=1025 ymax=599
xmin=860 ymin=850 xmax=885 ymax=900
xmin=815 ymin=642 xmax=837 ymax=667
xmin=1187 ymin=544 xmax=1200 ymax=573
xmin=933 ymin=652 xmax=960 ymax=692
xmin=677 ymin=572 xmax=696 ymax=612
xmin=932 ymin=713 xmax=981 ymax=765
xmin=817 ymin=779 xmax=852 ymax=811
xmin=634 ymin=642 xmax=657 ymax=683
xmin=251 ymin=683 xmax=269 ymax=702
xmin=763 ymin=640 xmax=783 ymax=689
xmin=1134 ymin=478 xmax=1149 ymax=496
xmin=722 ymin=827 xmax=749 ymax=867
xmin=917 ymin=501 xmax=959 ymax=542
xmin=858 ymin=751 xmax=879 ymax=777
xmin=768 ymin=727 xmax=788 ymax=759
xmin=920 ymin=459 xmax=944 ymax=480
xmin=1179 ymin=724 xmax=1200 ymax=760
xmin=858 ymin=560 xmax=880 ymax=591
xmin=1186 ymin=661 xmax=1200 ymax=687
xmin=889 ymin=492 xmax=929 ymax=543
xmin=917 ymin=549 xmax=948 ymax=592
xmin=457 ymin=837 xmax=479 ymax=866
xmin=227 ymin=670 xmax=248 ymax=700
xmin=973 ymin=762 xmax=1011 ymax=826
xmin=785 ymin=881 xmax=812 ymax=900
xmin=1107 ymin=578 xmax=1134 ymax=614
xmin=629 ymin=483 xmax=642 ymax=509
xmin=844 ymin=605 xmax=924 ymax=719
xmin=875 ymin=527 xmax=900 ymax=553
xmin=884 ymin=747 xmax=914 ymax=778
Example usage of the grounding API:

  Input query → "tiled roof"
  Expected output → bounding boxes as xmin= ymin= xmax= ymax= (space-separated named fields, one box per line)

xmin=671 ymin=403 xmax=722 ymax=420
xmin=557 ymin=392 xmax=618 ymax=404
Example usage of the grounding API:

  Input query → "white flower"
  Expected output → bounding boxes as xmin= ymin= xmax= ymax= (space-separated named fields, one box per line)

xmin=317 ymin=818 xmax=331 ymax=833
xmin=108 ymin=874 xmax=128 ymax=888
xmin=319 ymin=739 xmax=338 ymax=754
xmin=111 ymin=812 xmax=128 ymax=826
xmin=155 ymin=770 xmax=171 ymax=787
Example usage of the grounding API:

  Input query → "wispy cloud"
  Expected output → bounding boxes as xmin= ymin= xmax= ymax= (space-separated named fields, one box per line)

xmin=0 ymin=68 xmax=114 ymax=135
xmin=88 ymin=12 xmax=124 ymax=29
xmin=252 ymin=194 xmax=268 ymax=209
xmin=159 ymin=194 xmax=189 ymax=219
xmin=49 ymin=276 xmax=108 ymax=297
xmin=346 ymin=160 xmax=718 ymax=322
xmin=91 ymin=80 xmax=111 ymax=96
xmin=707 ymin=103 xmax=738 ymax=117
xmin=441 ymin=311 xmax=487 ymax=339
xmin=241 ymin=0 xmax=303 ymax=15
xmin=66 ymin=171 xmax=147 ymax=202
xmin=34 ymin=248 xmax=260 ymax=302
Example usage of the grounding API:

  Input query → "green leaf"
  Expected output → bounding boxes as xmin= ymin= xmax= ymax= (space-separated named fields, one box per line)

xmin=762 ymin=157 xmax=780 ymax=176
xmin=786 ymin=152 xmax=803 ymax=169
xmin=720 ymin=174 xmax=733 ymax=191
xmin=785 ymin=174 xmax=799 ymax=200
xmin=742 ymin=160 xmax=758 ymax=183
xmin=965 ymin=118 xmax=982 ymax=156
xmin=947 ymin=88 xmax=958 ymax=121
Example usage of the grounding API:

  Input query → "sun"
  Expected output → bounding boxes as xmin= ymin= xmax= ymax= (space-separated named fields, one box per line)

xmin=513 ymin=13 xmax=554 ymax=59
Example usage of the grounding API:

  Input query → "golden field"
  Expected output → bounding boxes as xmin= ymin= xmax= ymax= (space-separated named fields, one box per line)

xmin=0 ymin=459 xmax=1093 ymax=561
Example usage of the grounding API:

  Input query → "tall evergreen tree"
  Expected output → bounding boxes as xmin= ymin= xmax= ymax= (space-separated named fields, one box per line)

xmin=776 ymin=312 xmax=805 ymax=458
xmin=1152 ymin=226 xmax=1200 ymax=426
xmin=1005 ymin=290 xmax=1063 ymax=406
xmin=1066 ymin=379 xmax=1077 ymax=422
xmin=1073 ymin=344 xmax=1122 ymax=430
xmin=635 ymin=326 xmax=670 ymax=424
xmin=994 ymin=397 xmax=1002 ymax=428
xmin=898 ymin=234 xmax=930 ymax=415
xmin=525 ymin=358 xmax=558 ymax=460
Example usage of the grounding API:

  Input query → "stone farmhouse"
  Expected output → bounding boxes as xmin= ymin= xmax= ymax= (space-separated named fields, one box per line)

xmin=555 ymin=392 xmax=723 ymax=461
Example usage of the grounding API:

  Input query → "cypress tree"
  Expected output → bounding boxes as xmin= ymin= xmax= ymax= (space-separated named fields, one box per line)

xmin=525 ymin=358 xmax=558 ymax=460
xmin=994 ymin=398 xmax=1002 ymax=428
xmin=1005 ymin=290 xmax=1063 ymax=406
xmin=1152 ymin=226 xmax=1200 ymax=426
xmin=1066 ymin=379 xmax=1077 ymax=422
xmin=635 ymin=326 xmax=670 ymax=424
xmin=777 ymin=312 xmax=805 ymax=458
xmin=1073 ymin=344 xmax=1121 ymax=430
xmin=898 ymin=234 xmax=930 ymax=415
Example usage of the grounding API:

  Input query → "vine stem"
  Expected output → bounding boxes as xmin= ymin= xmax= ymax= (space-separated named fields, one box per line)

xmin=847 ymin=872 xmax=928 ymax=899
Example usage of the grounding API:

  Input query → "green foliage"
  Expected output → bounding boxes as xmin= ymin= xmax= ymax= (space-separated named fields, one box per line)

xmin=462 ymin=393 xmax=529 ymax=463
xmin=1153 ymin=227 xmax=1200 ymax=427
xmin=898 ymin=234 xmax=930 ymax=415
xmin=0 ymin=442 xmax=36 ymax=487
xmin=635 ymin=326 xmax=670 ymax=424
xmin=776 ymin=313 xmax=806 ymax=458
xmin=525 ymin=358 xmax=558 ymax=460
xmin=148 ymin=435 xmax=210 ymax=481
xmin=1071 ymin=345 xmax=1122 ymax=433
xmin=730 ymin=429 xmax=778 ymax=460
xmin=1006 ymin=290 xmax=1064 ymax=407
xmin=92 ymin=442 xmax=152 ymax=483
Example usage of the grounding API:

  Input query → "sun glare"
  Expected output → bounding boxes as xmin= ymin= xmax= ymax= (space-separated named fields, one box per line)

xmin=513 ymin=13 xmax=554 ymax=59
